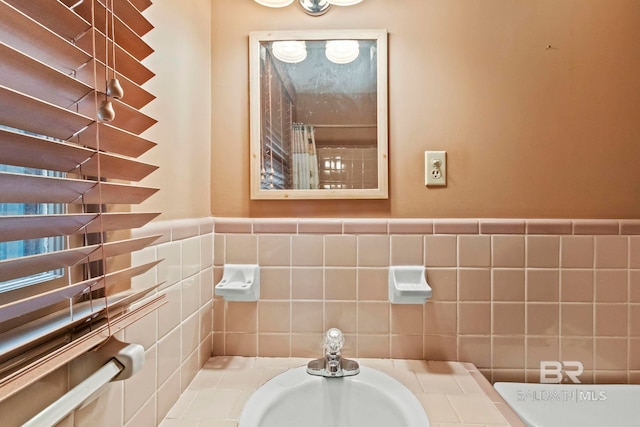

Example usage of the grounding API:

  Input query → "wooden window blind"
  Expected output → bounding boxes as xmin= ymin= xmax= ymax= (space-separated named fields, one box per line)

xmin=0 ymin=0 xmax=164 ymax=399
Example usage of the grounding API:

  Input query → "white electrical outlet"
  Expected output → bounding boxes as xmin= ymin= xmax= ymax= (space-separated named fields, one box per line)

xmin=425 ymin=151 xmax=447 ymax=186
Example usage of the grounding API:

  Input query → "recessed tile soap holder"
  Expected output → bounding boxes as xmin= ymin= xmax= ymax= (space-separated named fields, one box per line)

xmin=388 ymin=266 xmax=432 ymax=304
xmin=215 ymin=264 xmax=260 ymax=302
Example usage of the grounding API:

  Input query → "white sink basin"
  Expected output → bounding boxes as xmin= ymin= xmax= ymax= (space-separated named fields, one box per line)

xmin=239 ymin=365 xmax=430 ymax=427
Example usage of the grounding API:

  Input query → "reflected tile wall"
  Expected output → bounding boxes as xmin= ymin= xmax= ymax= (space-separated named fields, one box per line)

xmin=213 ymin=218 xmax=640 ymax=384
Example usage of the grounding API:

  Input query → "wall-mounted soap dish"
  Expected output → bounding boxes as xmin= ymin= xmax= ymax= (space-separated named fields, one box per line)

xmin=388 ymin=266 xmax=432 ymax=304
xmin=215 ymin=264 xmax=260 ymax=302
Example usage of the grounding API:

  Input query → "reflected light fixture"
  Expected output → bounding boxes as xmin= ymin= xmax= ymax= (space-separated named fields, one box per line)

xmin=254 ymin=0 xmax=364 ymax=16
xmin=325 ymin=40 xmax=359 ymax=64
xmin=272 ymin=41 xmax=308 ymax=63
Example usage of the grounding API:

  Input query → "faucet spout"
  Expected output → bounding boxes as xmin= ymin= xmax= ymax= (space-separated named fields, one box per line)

xmin=306 ymin=328 xmax=359 ymax=378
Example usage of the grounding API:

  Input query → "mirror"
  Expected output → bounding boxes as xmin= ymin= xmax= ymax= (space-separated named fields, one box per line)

xmin=250 ymin=30 xmax=388 ymax=200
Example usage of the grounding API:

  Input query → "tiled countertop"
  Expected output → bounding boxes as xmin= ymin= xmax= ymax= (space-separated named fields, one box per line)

xmin=161 ymin=356 xmax=526 ymax=427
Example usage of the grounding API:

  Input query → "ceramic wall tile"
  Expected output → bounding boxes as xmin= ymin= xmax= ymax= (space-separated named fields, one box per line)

xmin=324 ymin=235 xmax=357 ymax=267
xmin=388 ymin=219 xmax=433 ymax=234
xmin=561 ymin=236 xmax=594 ymax=268
xmin=325 ymin=268 xmax=357 ymax=300
xmin=493 ymin=269 xmax=525 ymax=302
xmin=291 ymin=235 xmax=323 ymax=266
xmin=357 ymin=235 xmax=390 ymax=267
xmin=492 ymin=303 xmax=525 ymax=335
xmin=527 ymin=236 xmax=560 ymax=268
xmin=291 ymin=267 xmax=323 ymax=300
xmin=459 ymin=268 xmax=491 ymax=301
xmin=433 ymin=220 xmax=479 ymax=235
xmin=595 ymin=236 xmax=628 ymax=268
xmin=390 ymin=234 xmax=424 ymax=265
xmin=458 ymin=235 xmax=491 ymax=267
xmin=492 ymin=235 xmax=525 ymax=267
xmin=258 ymin=235 xmax=291 ymax=266
xmin=425 ymin=235 xmax=457 ymax=267
xmin=357 ymin=268 xmax=388 ymax=301
xmin=225 ymin=235 xmax=258 ymax=264
xmin=259 ymin=267 xmax=291 ymax=300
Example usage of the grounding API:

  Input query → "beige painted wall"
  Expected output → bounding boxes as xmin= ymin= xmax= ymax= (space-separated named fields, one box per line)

xmin=211 ymin=0 xmax=640 ymax=218
xmin=138 ymin=0 xmax=212 ymax=220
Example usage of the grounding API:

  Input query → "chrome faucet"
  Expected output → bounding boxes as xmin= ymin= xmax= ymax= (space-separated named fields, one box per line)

xmin=306 ymin=328 xmax=360 ymax=378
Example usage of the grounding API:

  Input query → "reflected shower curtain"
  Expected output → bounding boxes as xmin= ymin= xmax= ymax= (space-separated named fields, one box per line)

xmin=292 ymin=124 xmax=319 ymax=190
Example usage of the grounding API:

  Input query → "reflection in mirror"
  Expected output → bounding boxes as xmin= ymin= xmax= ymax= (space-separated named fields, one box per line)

xmin=250 ymin=30 xmax=388 ymax=200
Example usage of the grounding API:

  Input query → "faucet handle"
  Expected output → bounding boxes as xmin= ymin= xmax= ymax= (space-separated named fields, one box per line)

xmin=324 ymin=328 xmax=344 ymax=354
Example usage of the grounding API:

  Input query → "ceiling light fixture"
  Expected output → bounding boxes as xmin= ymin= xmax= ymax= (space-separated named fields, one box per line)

xmin=327 ymin=0 xmax=363 ymax=5
xmin=254 ymin=0 xmax=294 ymax=7
xmin=254 ymin=0 xmax=364 ymax=16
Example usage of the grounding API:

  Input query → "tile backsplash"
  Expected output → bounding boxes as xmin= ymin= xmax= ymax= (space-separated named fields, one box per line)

xmin=212 ymin=218 xmax=640 ymax=384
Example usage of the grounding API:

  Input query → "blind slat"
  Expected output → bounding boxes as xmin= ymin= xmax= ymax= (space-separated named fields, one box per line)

xmin=88 ymin=236 xmax=161 ymax=262
xmin=0 ymin=128 xmax=94 ymax=173
xmin=77 ymin=122 xmax=156 ymax=158
xmin=0 ymin=1 xmax=91 ymax=75
xmin=127 ymin=0 xmax=153 ymax=14
xmin=75 ymin=28 xmax=155 ymax=86
xmin=3 ymin=0 xmax=90 ymax=43
xmin=0 ymin=246 xmax=101 ymax=283
xmin=0 ymin=172 xmax=96 ymax=204
xmin=68 ymin=0 xmax=154 ymax=60
xmin=76 ymin=61 xmax=156 ymax=110
xmin=0 ymin=129 xmax=158 ymax=181
xmin=81 ymin=261 xmax=162 ymax=299
xmin=82 ymin=182 xmax=159 ymax=205
xmin=84 ymin=153 xmax=158 ymax=182
xmin=62 ymin=0 xmax=154 ymax=39
xmin=25 ymin=0 xmax=158 ymax=61
xmin=0 ymin=86 xmax=94 ymax=141
xmin=84 ymin=212 xmax=160 ymax=234
xmin=0 ymin=215 xmax=97 ymax=243
xmin=0 ymin=237 xmax=163 ymax=282
xmin=0 ymin=42 xmax=93 ymax=111
xmin=0 ymin=173 xmax=158 ymax=205
xmin=100 ymin=260 xmax=162 ymax=291
xmin=0 ymin=279 xmax=99 ymax=324
xmin=77 ymin=97 xmax=157 ymax=135
xmin=113 ymin=0 xmax=154 ymax=37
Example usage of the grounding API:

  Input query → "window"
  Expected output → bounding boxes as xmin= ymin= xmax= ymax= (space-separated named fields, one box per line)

xmin=0 ymin=163 xmax=65 ymax=293
xmin=0 ymin=0 xmax=164 ymax=397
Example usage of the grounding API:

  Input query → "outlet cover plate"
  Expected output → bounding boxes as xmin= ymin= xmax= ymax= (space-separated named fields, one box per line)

xmin=425 ymin=151 xmax=447 ymax=186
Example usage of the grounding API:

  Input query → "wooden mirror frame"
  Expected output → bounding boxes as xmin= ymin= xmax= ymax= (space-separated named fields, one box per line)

xmin=249 ymin=29 xmax=388 ymax=200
